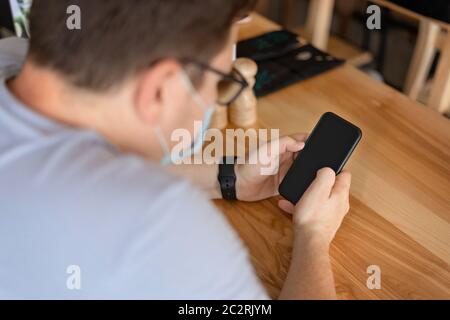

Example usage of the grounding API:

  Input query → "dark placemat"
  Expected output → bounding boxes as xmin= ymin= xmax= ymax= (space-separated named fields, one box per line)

xmin=237 ymin=30 xmax=344 ymax=97
xmin=237 ymin=29 xmax=301 ymax=61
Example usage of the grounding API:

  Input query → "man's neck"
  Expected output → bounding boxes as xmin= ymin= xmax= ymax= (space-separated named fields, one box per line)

xmin=7 ymin=60 xmax=163 ymax=161
xmin=8 ymin=61 xmax=103 ymax=129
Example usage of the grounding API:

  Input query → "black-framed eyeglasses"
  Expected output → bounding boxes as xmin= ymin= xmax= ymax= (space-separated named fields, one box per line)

xmin=181 ymin=59 xmax=249 ymax=106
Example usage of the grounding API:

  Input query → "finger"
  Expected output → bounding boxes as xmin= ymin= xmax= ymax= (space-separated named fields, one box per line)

xmin=278 ymin=199 xmax=295 ymax=214
xmin=297 ymin=168 xmax=336 ymax=208
xmin=255 ymin=136 xmax=301 ymax=165
xmin=331 ymin=171 xmax=352 ymax=214
xmin=261 ymin=135 xmax=306 ymax=164
xmin=290 ymin=133 xmax=309 ymax=142
xmin=331 ymin=171 xmax=352 ymax=197
xmin=278 ymin=136 xmax=305 ymax=155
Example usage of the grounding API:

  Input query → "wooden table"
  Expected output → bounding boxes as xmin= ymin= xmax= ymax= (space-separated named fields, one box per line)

xmin=214 ymin=13 xmax=450 ymax=300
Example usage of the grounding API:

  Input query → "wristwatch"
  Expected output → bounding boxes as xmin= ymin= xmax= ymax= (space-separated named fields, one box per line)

xmin=218 ymin=157 xmax=237 ymax=201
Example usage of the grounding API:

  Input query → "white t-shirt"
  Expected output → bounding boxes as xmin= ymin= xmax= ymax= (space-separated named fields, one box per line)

xmin=0 ymin=37 xmax=268 ymax=300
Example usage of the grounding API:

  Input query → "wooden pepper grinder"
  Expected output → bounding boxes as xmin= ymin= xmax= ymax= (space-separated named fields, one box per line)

xmin=210 ymin=68 xmax=236 ymax=129
xmin=229 ymin=58 xmax=258 ymax=128
xmin=210 ymin=104 xmax=229 ymax=130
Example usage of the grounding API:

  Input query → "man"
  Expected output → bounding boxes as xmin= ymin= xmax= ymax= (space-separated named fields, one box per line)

xmin=0 ymin=0 xmax=351 ymax=299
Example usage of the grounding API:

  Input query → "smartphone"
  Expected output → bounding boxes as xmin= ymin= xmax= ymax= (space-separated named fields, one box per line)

xmin=279 ymin=112 xmax=362 ymax=205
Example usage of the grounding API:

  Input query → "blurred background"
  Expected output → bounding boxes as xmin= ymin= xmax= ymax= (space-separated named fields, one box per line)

xmin=1 ymin=0 xmax=449 ymax=117
xmin=253 ymin=0 xmax=449 ymax=107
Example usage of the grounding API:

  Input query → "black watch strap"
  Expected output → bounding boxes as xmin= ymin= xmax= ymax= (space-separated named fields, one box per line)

xmin=218 ymin=157 xmax=237 ymax=201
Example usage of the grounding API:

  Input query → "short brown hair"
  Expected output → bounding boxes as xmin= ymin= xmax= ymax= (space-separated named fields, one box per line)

xmin=28 ymin=0 xmax=256 ymax=91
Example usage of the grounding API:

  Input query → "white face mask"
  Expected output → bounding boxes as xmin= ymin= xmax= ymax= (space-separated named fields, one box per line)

xmin=154 ymin=71 xmax=216 ymax=166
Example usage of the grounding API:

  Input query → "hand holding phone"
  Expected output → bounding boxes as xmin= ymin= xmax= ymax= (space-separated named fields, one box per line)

xmin=279 ymin=112 xmax=362 ymax=205
xmin=278 ymin=168 xmax=352 ymax=247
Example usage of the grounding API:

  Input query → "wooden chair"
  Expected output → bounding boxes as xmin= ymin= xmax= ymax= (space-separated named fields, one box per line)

xmin=280 ymin=0 xmax=373 ymax=67
xmin=278 ymin=0 xmax=450 ymax=114
xmin=302 ymin=0 xmax=335 ymax=51
xmin=404 ymin=22 xmax=450 ymax=114
xmin=367 ymin=0 xmax=450 ymax=114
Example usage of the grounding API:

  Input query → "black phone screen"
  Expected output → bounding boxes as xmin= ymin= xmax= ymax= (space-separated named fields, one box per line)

xmin=279 ymin=112 xmax=362 ymax=204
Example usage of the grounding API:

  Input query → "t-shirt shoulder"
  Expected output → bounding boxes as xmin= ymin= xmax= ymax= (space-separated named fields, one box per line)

xmin=31 ymin=133 xmax=193 ymax=212
xmin=0 ymin=37 xmax=28 ymax=76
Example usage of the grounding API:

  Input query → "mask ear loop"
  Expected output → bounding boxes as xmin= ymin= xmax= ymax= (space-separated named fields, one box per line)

xmin=153 ymin=72 xmax=193 ymax=160
xmin=179 ymin=71 xmax=218 ymax=151
xmin=153 ymin=126 xmax=171 ymax=156
xmin=179 ymin=71 xmax=209 ymax=111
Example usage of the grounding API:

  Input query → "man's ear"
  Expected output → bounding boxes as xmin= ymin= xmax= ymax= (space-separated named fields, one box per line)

xmin=133 ymin=59 xmax=183 ymax=125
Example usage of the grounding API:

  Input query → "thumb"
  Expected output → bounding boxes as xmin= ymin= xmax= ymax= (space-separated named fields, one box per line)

xmin=278 ymin=199 xmax=295 ymax=214
xmin=297 ymin=168 xmax=336 ymax=209
xmin=278 ymin=136 xmax=305 ymax=155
